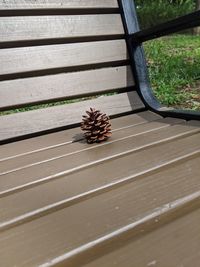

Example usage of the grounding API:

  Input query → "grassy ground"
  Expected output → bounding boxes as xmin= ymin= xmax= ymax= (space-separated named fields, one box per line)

xmin=144 ymin=34 xmax=200 ymax=110
xmin=144 ymin=35 xmax=200 ymax=110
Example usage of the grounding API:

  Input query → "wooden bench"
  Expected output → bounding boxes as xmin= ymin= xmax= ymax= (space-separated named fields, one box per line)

xmin=0 ymin=1 xmax=200 ymax=266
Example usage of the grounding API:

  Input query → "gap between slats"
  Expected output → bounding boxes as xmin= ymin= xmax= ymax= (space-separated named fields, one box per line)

xmin=0 ymin=8 xmax=119 ymax=17
xmin=0 ymin=9 xmax=120 ymax=17
xmin=0 ymin=35 xmax=125 ymax=49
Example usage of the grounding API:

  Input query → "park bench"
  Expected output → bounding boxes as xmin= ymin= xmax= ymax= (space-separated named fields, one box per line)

xmin=0 ymin=0 xmax=200 ymax=266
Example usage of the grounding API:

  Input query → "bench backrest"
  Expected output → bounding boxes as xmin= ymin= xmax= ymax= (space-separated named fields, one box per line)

xmin=0 ymin=0 xmax=145 ymax=143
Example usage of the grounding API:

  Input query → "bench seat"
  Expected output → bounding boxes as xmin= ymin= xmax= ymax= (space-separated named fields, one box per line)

xmin=0 ymin=111 xmax=200 ymax=266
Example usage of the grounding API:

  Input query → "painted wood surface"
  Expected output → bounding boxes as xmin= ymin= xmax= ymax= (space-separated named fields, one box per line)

xmin=0 ymin=66 xmax=134 ymax=109
xmin=0 ymin=40 xmax=128 ymax=78
xmin=0 ymin=92 xmax=144 ymax=142
xmin=0 ymin=15 xmax=124 ymax=43
xmin=0 ymin=0 xmax=119 ymax=10
xmin=0 ymin=116 xmax=199 ymax=266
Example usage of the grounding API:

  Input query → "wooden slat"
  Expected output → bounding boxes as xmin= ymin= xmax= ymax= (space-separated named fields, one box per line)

xmin=0 ymin=39 xmax=127 ymax=76
xmin=0 ymin=111 xmax=161 ymax=160
xmin=0 ymin=15 xmax=124 ymax=44
xmin=1 ymin=121 xmax=199 ymax=195
xmin=0 ymin=0 xmax=119 ymax=10
xmin=0 ymin=133 xmax=199 ymax=266
xmin=82 ymin=198 xmax=200 ymax=267
xmin=0 ymin=91 xmax=145 ymax=143
xmin=1 ymin=147 xmax=199 ymax=234
xmin=0 ymin=117 xmax=182 ymax=174
xmin=0 ymin=120 xmax=197 ymax=223
xmin=0 ymin=66 xmax=134 ymax=110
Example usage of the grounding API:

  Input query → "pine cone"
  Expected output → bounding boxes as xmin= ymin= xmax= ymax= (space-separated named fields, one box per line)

xmin=81 ymin=108 xmax=112 ymax=144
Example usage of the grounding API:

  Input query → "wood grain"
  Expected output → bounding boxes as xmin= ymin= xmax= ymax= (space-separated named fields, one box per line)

xmin=0 ymin=40 xmax=128 ymax=76
xmin=0 ymin=91 xmax=144 ymax=143
xmin=1 ymin=120 xmax=199 ymax=195
xmin=0 ymin=0 xmax=119 ymax=10
xmin=0 ymin=111 xmax=161 ymax=160
xmin=81 ymin=194 xmax=200 ymax=267
xmin=1 ymin=133 xmax=199 ymax=232
xmin=0 ymin=15 xmax=124 ymax=43
xmin=0 ymin=117 xmax=181 ymax=175
xmin=0 ymin=132 xmax=199 ymax=266
xmin=0 ymin=66 xmax=134 ymax=110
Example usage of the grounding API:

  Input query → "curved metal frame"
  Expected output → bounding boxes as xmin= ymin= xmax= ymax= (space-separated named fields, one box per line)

xmin=119 ymin=0 xmax=200 ymax=121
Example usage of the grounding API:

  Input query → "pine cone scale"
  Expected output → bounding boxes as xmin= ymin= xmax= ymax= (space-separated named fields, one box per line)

xmin=81 ymin=108 xmax=112 ymax=144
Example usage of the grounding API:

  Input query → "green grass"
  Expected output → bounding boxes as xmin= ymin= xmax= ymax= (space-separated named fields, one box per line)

xmin=136 ymin=0 xmax=194 ymax=30
xmin=144 ymin=34 xmax=200 ymax=110
xmin=0 ymin=96 xmax=97 ymax=116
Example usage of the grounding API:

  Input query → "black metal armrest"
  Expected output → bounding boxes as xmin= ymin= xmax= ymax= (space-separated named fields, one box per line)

xmin=119 ymin=0 xmax=200 ymax=121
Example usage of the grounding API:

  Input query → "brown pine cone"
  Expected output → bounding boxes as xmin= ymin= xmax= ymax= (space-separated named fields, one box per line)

xmin=81 ymin=108 xmax=112 ymax=144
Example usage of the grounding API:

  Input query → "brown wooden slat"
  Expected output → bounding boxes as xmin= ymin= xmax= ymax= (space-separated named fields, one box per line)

xmin=0 ymin=91 xmax=144 ymax=143
xmin=0 ymin=0 xmax=119 ymax=10
xmin=0 ymin=15 xmax=124 ymax=44
xmin=0 ymin=117 xmax=181 ymax=174
xmin=1 ymin=121 xmax=199 ymax=195
xmin=0 ymin=39 xmax=127 ymax=76
xmin=0 ymin=111 xmax=161 ymax=160
xmin=0 ymin=66 xmax=134 ymax=110
xmin=0 ymin=122 xmax=198 ymax=229
xmin=2 ymin=153 xmax=199 ymax=235
xmin=0 ymin=133 xmax=199 ymax=266
xmin=82 ymin=199 xmax=200 ymax=267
